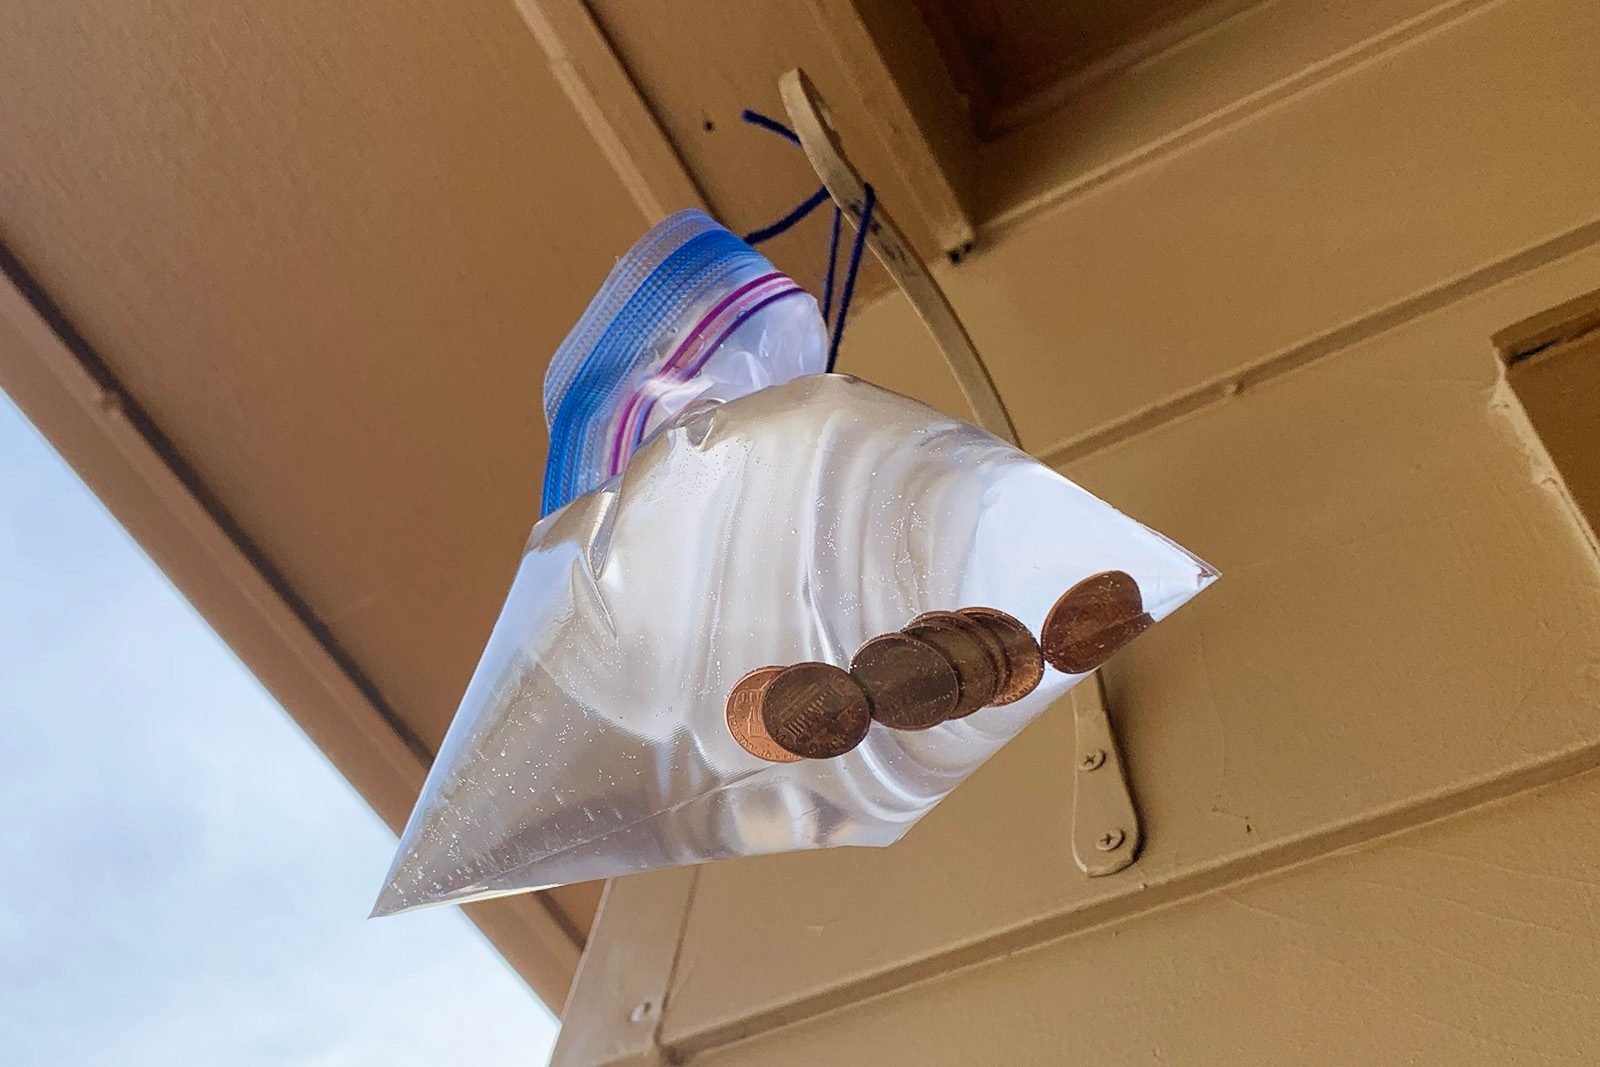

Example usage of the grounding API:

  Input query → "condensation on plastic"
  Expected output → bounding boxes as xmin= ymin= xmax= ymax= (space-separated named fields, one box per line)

xmin=373 ymin=375 xmax=1217 ymax=916
xmin=541 ymin=209 xmax=825 ymax=516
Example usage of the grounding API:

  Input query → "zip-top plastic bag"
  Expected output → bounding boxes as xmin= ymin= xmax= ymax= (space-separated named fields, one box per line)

xmin=541 ymin=210 xmax=826 ymax=515
xmin=373 ymin=213 xmax=1215 ymax=915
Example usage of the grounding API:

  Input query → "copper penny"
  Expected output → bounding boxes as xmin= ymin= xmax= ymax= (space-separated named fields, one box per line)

xmin=850 ymin=633 xmax=961 ymax=730
xmin=957 ymin=607 xmax=1044 ymax=705
xmin=942 ymin=611 xmax=1011 ymax=696
xmin=910 ymin=611 xmax=1008 ymax=667
xmin=912 ymin=610 xmax=1010 ymax=701
xmin=725 ymin=666 xmax=803 ymax=763
xmin=904 ymin=616 xmax=1001 ymax=717
xmin=760 ymin=662 xmax=872 ymax=759
xmin=1041 ymin=570 xmax=1153 ymax=674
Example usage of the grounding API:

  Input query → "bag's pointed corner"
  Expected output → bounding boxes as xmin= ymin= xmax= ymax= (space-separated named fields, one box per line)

xmin=368 ymin=881 xmax=411 ymax=919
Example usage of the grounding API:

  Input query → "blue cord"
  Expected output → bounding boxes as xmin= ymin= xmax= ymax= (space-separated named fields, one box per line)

xmin=742 ymin=185 xmax=829 ymax=245
xmin=738 ymin=108 xmax=875 ymax=372
xmin=827 ymin=184 xmax=874 ymax=373
xmin=739 ymin=109 xmax=801 ymax=146
xmin=821 ymin=204 xmax=842 ymax=321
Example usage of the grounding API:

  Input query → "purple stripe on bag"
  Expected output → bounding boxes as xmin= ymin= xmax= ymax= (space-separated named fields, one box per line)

xmin=624 ymin=285 xmax=806 ymax=456
xmin=605 ymin=272 xmax=781 ymax=474
xmin=606 ymin=273 xmax=797 ymax=475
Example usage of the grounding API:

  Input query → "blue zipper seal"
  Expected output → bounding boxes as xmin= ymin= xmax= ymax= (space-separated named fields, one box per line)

xmin=542 ymin=214 xmax=772 ymax=516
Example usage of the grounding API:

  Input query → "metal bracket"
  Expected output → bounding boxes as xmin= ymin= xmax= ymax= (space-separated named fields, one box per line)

xmin=779 ymin=68 xmax=1142 ymax=878
xmin=1070 ymin=674 xmax=1140 ymax=875
xmin=778 ymin=69 xmax=1017 ymax=444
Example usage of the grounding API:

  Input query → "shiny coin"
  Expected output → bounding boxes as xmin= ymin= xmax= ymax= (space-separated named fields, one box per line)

xmin=943 ymin=611 xmax=1012 ymax=697
xmin=904 ymin=616 xmax=1001 ymax=717
xmin=1041 ymin=570 xmax=1153 ymax=674
xmin=725 ymin=666 xmax=803 ymax=763
xmin=850 ymin=632 xmax=961 ymax=730
xmin=912 ymin=611 xmax=1010 ymax=705
xmin=910 ymin=610 xmax=1008 ymax=671
xmin=957 ymin=607 xmax=1044 ymax=705
xmin=761 ymin=662 xmax=872 ymax=759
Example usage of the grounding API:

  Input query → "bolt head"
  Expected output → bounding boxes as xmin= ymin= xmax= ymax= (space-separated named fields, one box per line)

xmin=1079 ymin=749 xmax=1107 ymax=771
xmin=1095 ymin=828 xmax=1126 ymax=852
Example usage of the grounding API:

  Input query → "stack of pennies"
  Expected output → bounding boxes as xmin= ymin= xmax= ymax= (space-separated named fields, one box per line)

xmin=859 ymin=607 xmax=1044 ymax=728
xmin=724 ymin=571 xmax=1147 ymax=763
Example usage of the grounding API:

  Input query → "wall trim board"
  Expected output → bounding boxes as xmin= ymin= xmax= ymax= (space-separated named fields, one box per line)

xmin=551 ymin=868 xmax=700 ymax=1067
xmin=1033 ymin=217 xmax=1600 ymax=469
xmin=1494 ymin=287 xmax=1600 ymax=365
xmin=0 ymin=241 xmax=586 ymax=1012
xmin=804 ymin=0 xmax=977 ymax=255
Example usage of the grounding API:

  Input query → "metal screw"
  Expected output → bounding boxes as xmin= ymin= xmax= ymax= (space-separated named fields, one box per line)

xmin=629 ymin=1001 xmax=654 ymax=1023
xmin=1096 ymin=828 xmax=1126 ymax=852
xmin=1079 ymin=749 xmax=1106 ymax=771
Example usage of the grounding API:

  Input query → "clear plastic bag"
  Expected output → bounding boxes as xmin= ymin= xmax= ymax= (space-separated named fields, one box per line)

xmin=373 ymin=370 xmax=1216 ymax=915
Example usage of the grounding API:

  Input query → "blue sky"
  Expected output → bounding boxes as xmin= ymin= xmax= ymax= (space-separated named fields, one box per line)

xmin=0 ymin=391 xmax=559 ymax=1065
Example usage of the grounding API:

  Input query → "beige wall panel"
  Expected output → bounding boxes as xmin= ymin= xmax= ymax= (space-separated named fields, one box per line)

xmin=661 ymin=241 xmax=1600 ymax=1045
xmin=979 ymin=0 xmax=1454 ymax=225
xmin=0 ymin=0 xmax=645 ymax=759
xmin=839 ymin=0 xmax=1600 ymax=457
xmin=697 ymin=767 xmax=1600 ymax=1065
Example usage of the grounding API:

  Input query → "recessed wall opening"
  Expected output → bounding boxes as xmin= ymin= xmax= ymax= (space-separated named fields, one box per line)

xmin=911 ymin=0 xmax=1240 ymax=139
xmin=1497 ymin=290 xmax=1600 ymax=537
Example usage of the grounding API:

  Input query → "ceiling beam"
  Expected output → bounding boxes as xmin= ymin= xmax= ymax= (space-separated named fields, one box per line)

xmin=513 ymin=0 xmax=709 ymax=222
xmin=803 ymin=0 xmax=978 ymax=256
